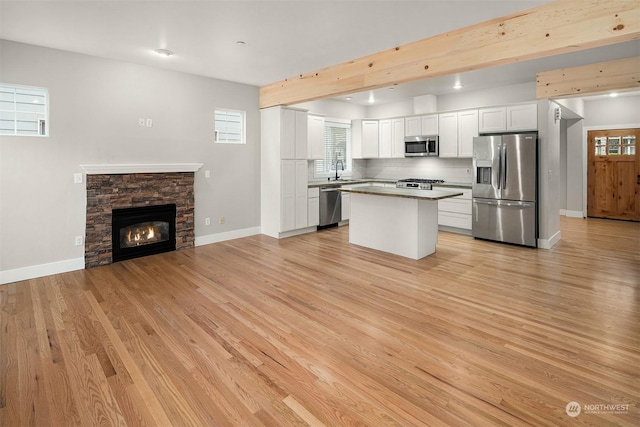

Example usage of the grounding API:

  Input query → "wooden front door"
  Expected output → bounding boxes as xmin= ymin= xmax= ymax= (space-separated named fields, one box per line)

xmin=587 ymin=128 xmax=640 ymax=221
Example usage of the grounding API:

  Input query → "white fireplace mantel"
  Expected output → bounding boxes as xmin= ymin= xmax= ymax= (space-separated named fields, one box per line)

xmin=80 ymin=163 xmax=204 ymax=174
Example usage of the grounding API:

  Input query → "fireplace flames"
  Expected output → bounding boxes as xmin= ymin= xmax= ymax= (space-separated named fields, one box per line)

xmin=121 ymin=221 xmax=167 ymax=248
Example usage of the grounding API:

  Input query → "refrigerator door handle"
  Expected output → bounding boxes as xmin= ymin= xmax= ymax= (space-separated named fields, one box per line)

xmin=473 ymin=199 xmax=499 ymax=205
xmin=474 ymin=199 xmax=535 ymax=208
xmin=502 ymin=142 xmax=507 ymax=190
xmin=497 ymin=144 xmax=502 ymax=190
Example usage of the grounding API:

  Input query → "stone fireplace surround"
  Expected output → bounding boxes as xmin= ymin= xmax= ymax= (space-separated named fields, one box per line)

xmin=82 ymin=164 xmax=202 ymax=268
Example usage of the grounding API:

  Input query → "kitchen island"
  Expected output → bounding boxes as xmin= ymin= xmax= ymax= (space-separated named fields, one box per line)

xmin=338 ymin=185 xmax=463 ymax=260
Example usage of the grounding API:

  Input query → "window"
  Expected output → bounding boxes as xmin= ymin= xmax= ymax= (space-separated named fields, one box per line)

xmin=214 ymin=109 xmax=245 ymax=144
xmin=0 ymin=84 xmax=49 ymax=136
xmin=315 ymin=120 xmax=351 ymax=177
xmin=594 ymin=134 xmax=635 ymax=156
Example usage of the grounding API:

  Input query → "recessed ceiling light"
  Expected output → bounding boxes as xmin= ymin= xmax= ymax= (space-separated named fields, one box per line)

xmin=154 ymin=48 xmax=173 ymax=57
xmin=236 ymin=40 xmax=246 ymax=46
xmin=345 ymin=97 xmax=352 ymax=101
xmin=453 ymin=82 xmax=463 ymax=89
xmin=609 ymin=92 xmax=619 ymax=97
xmin=388 ymin=87 xmax=395 ymax=91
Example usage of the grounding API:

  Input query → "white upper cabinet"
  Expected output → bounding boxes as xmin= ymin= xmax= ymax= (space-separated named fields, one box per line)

xmin=378 ymin=119 xmax=392 ymax=158
xmin=506 ymin=104 xmax=538 ymax=131
xmin=457 ymin=109 xmax=478 ymax=158
xmin=405 ymin=116 xmax=422 ymax=136
xmin=478 ymin=107 xmax=507 ymax=134
xmin=438 ymin=109 xmax=477 ymax=158
xmin=438 ymin=113 xmax=458 ymax=158
xmin=352 ymin=119 xmax=379 ymax=159
xmin=391 ymin=118 xmax=405 ymax=158
xmin=280 ymin=108 xmax=308 ymax=160
xmin=421 ymin=114 xmax=439 ymax=135
xmin=479 ymin=104 xmax=537 ymax=133
xmin=405 ymin=114 xmax=438 ymax=136
xmin=362 ymin=120 xmax=380 ymax=158
xmin=379 ymin=118 xmax=405 ymax=158
xmin=307 ymin=114 xmax=325 ymax=160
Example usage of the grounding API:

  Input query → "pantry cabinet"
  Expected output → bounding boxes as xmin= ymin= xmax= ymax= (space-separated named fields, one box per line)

xmin=261 ymin=106 xmax=312 ymax=238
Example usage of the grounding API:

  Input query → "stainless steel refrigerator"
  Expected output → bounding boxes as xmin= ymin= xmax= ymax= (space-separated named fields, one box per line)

xmin=472 ymin=133 xmax=537 ymax=247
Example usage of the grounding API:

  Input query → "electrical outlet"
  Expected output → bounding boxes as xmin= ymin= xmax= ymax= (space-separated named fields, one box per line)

xmin=138 ymin=118 xmax=145 ymax=127
xmin=73 ymin=173 xmax=83 ymax=184
xmin=219 ymin=216 xmax=225 ymax=224
xmin=205 ymin=170 xmax=210 ymax=178
xmin=146 ymin=118 xmax=153 ymax=127
xmin=205 ymin=217 xmax=211 ymax=226
xmin=75 ymin=235 xmax=83 ymax=246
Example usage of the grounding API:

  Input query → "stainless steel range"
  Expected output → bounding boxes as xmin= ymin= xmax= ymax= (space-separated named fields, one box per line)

xmin=396 ymin=178 xmax=445 ymax=190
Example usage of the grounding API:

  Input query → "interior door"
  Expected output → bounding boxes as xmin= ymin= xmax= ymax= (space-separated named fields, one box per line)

xmin=587 ymin=128 xmax=640 ymax=221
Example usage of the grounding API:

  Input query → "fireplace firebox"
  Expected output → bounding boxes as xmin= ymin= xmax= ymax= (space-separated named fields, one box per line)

xmin=112 ymin=204 xmax=177 ymax=262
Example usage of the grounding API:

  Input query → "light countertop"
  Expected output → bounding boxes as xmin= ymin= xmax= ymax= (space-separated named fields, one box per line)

xmin=338 ymin=185 xmax=463 ymax=201
xmin=308 ymin=179 xmax=472 ymax=189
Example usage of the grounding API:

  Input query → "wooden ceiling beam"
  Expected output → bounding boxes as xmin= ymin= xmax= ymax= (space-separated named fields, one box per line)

xmin=259 ymin=0 xmax=640 ymax=108
xmin=536 ymin=56 xmax=640 ymax=98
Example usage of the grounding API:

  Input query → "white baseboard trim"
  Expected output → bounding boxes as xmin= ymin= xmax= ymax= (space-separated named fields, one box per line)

xmin=538 ymin=230 xmax=562 ymax=250
xmin=562 ymin=210 xmax=584 ymax=218
xmin=195 ymin=226 xmax=261 ymax=247
xmin=0 ymin=257 xmax=85 ymax=285
xmin=278 ymin=226 xmax=317 ymax=239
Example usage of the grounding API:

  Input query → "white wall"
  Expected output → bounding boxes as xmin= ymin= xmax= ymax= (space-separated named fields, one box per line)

xmin=537 ymin=100 xmax=561 ymax=248
xmin=583 ymin=95 xmax=640 ymax=128
xmin=0 ymin=40 xmax=261 ymax=281
xmin=565 ymin=118 xmax=584 ymax=216
xmin=295 ymin=99 xmax=367 ymax=120
xmin=437 ymin=82 xmax=536 ymax=111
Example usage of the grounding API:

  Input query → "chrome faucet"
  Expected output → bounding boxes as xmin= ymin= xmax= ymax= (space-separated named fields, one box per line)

xmin=334 ymin=159 xmax=344 ymax=180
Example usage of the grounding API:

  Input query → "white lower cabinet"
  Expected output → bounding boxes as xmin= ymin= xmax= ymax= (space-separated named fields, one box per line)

xmin=433 ymin=186 xmax=472 ymax=231
xmin=341 ymin=193 xmax=350 ymax=221
xmin=281 ymin=160 xmax=308 ymax=232
xmin=308 ymin=187 xmax=319 ymax=227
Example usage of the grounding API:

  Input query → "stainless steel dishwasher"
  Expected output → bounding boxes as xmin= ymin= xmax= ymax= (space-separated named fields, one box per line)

xmin=319 ymin=184 xmax=342 ymax=228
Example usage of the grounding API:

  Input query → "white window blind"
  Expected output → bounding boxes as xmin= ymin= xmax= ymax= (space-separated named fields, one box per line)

xmin=0 ymin=84 xmax=48 ymax=136
xmin=315 ymin=121 xmax=351 ymax=175
xmin=215 ymin=109 xmax=245 ymax=144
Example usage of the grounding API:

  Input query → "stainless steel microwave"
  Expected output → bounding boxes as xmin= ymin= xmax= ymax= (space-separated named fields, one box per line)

xmin=404 ymin=135 xmax=439 ymax=157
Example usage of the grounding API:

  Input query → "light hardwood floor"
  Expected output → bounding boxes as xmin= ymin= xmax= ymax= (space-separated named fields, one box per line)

xmin=1 ymin=217 xmax=638 ymax=426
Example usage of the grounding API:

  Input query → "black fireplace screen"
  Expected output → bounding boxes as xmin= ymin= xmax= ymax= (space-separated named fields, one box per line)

xmin=112 ymin=204 xmax=176 ymax=262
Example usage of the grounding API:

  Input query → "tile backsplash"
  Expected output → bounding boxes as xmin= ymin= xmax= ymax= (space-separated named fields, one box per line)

xmin=308 ymin=157 xmax=473 ymax=184
xmin=365 ymin=157 xmax=473 ymax=183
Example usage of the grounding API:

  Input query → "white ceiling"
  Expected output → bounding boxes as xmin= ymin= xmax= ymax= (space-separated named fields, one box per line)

xmin=1 ymin=0 xmax=638 ymax=106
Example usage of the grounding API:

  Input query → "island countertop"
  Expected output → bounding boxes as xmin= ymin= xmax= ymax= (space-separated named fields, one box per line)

xmin=338 ymin=185 xmax=463 ymax=200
